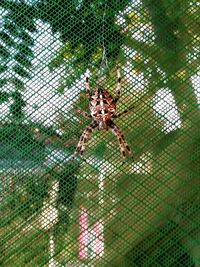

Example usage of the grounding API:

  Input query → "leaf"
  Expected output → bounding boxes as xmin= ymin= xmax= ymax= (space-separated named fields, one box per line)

xmin=48 ymin=50 xmax=69 ymax=71
xmin=4 ymin=22 xmax=19 ymax=37
xmin=48 ymin=55 xmax=65 ymax=71
xmin=0 ymin=91 xmax=10 ymax=104
xmin=56 ymin=83 xmax=65 ymax=94
xmin=10 ymin=100 xmax=25 ymax=119
xmin=64 ymin=69 xmax=85 ymax=88
xmin=19 ymin=31 xmax=34 ymax=46
xmin=0 ymin=65 xmax=8 ymax=73
xmin=11 ymin=78 xmax=25 ymax=90
xmin=9 ymin=7 xmax=36 ymax=33
xmin=14 ymin=53 xmax=32 ymax=68
xmin=0 ymin=79 xmax=8 ymax=87
xmin=13 ymin=65 xmax=31 ymax=79
xmin=0 ymin=45 xmax=10 ymax=60
xmin=17 ymin=44 xmax=34 ymax=58
xmin=0 ymin=31 xmax=15 ymax=47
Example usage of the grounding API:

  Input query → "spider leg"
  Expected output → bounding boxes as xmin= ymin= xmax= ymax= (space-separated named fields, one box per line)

xmin=76 ymin=108 xmax=92 ymax=119
xmin=114 ymin=69 xmax=121 ymax=103
xmin=72 ymin=120 xmax=98 ymax=160
xmin=113 ymin=105 xmax=134 ymax=118
xmin=110 ymin=121 xmax=134 ymax=162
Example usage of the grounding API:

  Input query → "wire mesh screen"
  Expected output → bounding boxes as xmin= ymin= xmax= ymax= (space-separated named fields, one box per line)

xmin=0 ymin=0 xmax=199 ymax=266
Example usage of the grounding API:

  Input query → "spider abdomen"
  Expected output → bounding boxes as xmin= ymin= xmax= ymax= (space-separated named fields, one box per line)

xmin=90 ymin=88 xmax=116 ymax=129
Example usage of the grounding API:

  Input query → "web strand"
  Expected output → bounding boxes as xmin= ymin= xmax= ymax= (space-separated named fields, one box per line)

xmin=99 ymin=3 xmax=108 ymax=75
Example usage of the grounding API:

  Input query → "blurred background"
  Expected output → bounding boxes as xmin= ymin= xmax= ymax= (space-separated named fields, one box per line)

xmin=0 ymin=0 xmax=199 ymax=266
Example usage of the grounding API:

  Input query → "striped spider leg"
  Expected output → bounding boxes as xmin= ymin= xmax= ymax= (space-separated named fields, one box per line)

xmin=72 ymin=69 xmax=92 ymax=159
xmin=73 ymin=120 xmax=98 ymax=158
xmin=109 ymin=121 xmax=134 ymax=163
xmin=114 ymin=69 xmax=122 ymax=103
xmin=72 ymin=69 xmax=134 ymax=162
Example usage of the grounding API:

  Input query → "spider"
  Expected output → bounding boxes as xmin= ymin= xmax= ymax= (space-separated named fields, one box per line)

xmin=73 ymin=69 xmax=134 ymax=162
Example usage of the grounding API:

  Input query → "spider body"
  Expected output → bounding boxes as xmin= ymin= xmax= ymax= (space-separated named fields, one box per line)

xmin=73 ymin=69 xmax=134 ymax=162
xmin=90 ymin=88 xmax=116 ymax=130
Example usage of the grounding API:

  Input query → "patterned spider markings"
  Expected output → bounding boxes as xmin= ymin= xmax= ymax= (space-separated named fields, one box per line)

xmin=73 ymin=69 xmax=134 ymax=163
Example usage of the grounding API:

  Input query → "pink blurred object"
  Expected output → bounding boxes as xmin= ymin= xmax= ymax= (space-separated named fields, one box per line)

xmin=79 ymin=207 xmax=89 ymax=259
xmin=93 ymin=220 xmax=104 ymax=258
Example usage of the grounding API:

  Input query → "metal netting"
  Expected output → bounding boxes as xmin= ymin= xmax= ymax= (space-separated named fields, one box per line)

xmin=0 ymin=0 xmax=199 ymax=266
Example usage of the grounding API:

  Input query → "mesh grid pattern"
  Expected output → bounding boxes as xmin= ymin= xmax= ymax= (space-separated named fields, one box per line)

xmin=0 ymin=0 xmax=199 ymax=266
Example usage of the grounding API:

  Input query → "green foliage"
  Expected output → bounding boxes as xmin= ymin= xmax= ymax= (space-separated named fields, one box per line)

xmin=0 ymin=45 xmax=10 ymax=60
xmin=17 ymin=43 xmax=34 ymax=58
xmin=0 ymin=31 xmax=15 ymax=47
xmin=13 ymin=64 xmax=31 ymax=79
xmin=53 ymin=162 xmax=80 ymax=236
xmin=123 ymin=221 xmax=195 ymax=267
xmin=0 ymin=1 xmax=36 ymax=119
xmin=4 ymin=174 xmax=49 ymax=221
xmin=94 ymin=141 xmax=107 ymax=159
xmin=38 ymin=0 xmax=129 ymax=60
xmin=0 ymin=64 xmax=8 ymax=73
xmin=56 ymin=164 xmax=79 ymax=209
xmin=142 ymin=0 xmax=179 ymax=51
xmin=0 ymin=91 xmax=9 ymax=103
xmin=42 ymin=0 xmax=131 ymax=86
xmin=0 ymin=123 xmax=46 ymax=162
xmin=10 ymin=92 xmax=26 ymax=118
xmin=14 ymin=53 xmax=32 ymax=68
